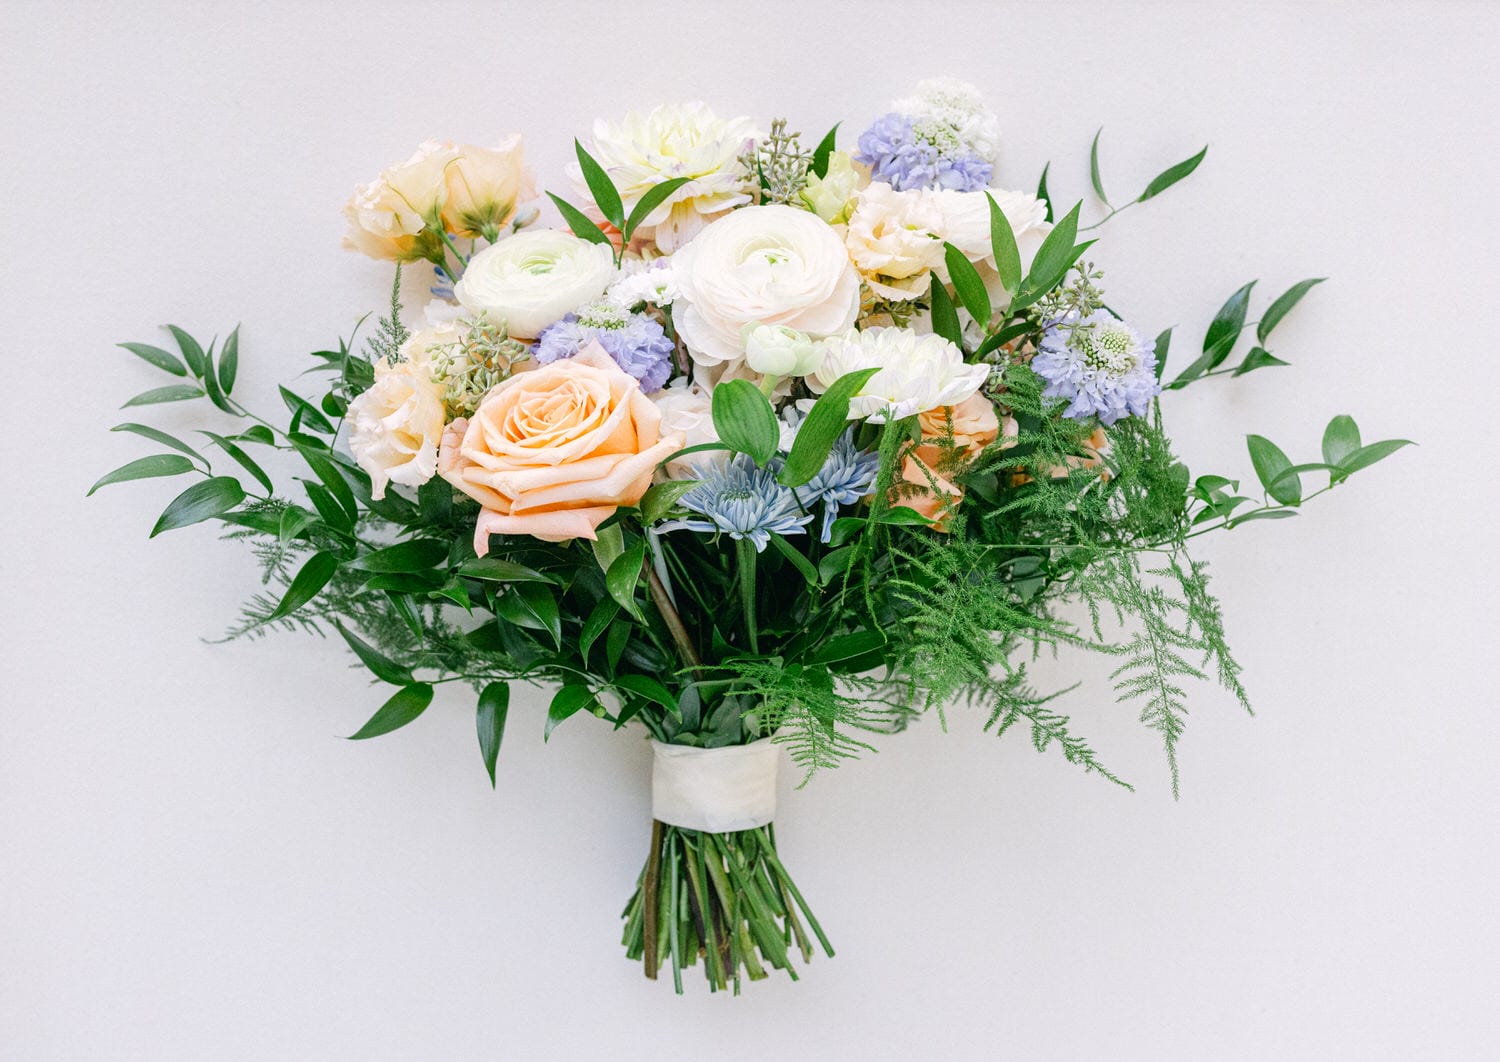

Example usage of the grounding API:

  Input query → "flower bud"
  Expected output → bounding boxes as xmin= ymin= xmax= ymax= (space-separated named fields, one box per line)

xmin=743 ymin=324 xmax=822 ymax=377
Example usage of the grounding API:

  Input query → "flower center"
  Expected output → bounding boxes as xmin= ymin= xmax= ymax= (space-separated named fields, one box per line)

xmin=1072 ymin=324 xmax=1136 ymax=375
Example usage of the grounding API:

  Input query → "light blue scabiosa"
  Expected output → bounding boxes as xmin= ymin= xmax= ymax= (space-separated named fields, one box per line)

xmin=533 ymin=300 xmax=675 ymax=392
xmin=855 ymin=113 xmax=993 ymax=192
xmin=793 ymin=430 xmax=880 ymax=543
xmin=663 ymin=455 xmax=813 ymax=552
xmin=1032 ymin=311 xmax=1161 ymax=425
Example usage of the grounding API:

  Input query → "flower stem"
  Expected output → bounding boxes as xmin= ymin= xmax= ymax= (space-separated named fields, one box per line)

xmin=736 ymin=537 xmax=759 ymax=654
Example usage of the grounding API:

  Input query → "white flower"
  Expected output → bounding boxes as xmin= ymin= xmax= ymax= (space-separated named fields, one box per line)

xmin=341 ymin=140 xmax=453 ymax=261
xmin=743 ymin=324 xmax=822 ymax=377
xmin=347 ymin=355 xmax=448 ymax=499
xmin=809 ymin=327 xmax=990 ymax=421
xmin=607 ymin=258 xmax=680 ymax=308
xmin=844 ymin=182 xmax=946 ymax=301
xmin=933 ymin=187 xmax=1052 ymax=280
xmin=454 ymin=229 xmax=616 ymax=339
xmin=576 ymin=103 xmax=761 ymax=253
xmin=651 ymin=378 xmax=719 ymax=478
xmin=894 ymin=77 xmax=1002 ymax=166
xmin=672 ymin=204 xmax=861 ymax=375
xmin=799 ymin=151 xmax=863 ymax=224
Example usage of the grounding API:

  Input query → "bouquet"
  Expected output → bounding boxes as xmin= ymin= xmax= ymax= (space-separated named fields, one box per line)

xmin=95 ymin=79 xmax=1407 ymax=994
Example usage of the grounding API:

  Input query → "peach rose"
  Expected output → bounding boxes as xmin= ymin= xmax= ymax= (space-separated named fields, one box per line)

xmin=895 ymin=455 xmax=963 ymax=532
xmin=896 ymin=393 xmax=1006 ymax=531
xmin=438 ymin=341 xmax=684 ymax=552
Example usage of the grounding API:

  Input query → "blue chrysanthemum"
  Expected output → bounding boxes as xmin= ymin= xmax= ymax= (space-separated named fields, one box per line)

xmin=1032 ymin=311 xmax=1161 ymax=425
xmin=854 ymin=112 xmax=993 ymax=192
xmin=793 ymin=430 xmax=880 ymax=543
xmin=534 ymin=301 xmax=675 ymax=392
xmin=663 ymin=455 xmax=813 ymax=552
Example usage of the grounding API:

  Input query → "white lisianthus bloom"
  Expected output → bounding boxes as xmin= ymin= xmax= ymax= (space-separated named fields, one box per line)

xmin=347 ymin=353 xmax=448 ymax=499
xmin=810 ymin=327 xmax=990 ymax=421
xmin=454 ymin=229 xmax=616 ymax=339
xmin=743 ymin=324 xmax=822 ymax=377
xmin=672 ymin=205 xmax=861 ymax=376
xmin=575 ymin=103 xmax=761 ymax=253
xmin=844 ymin=182 xmax=946 ymax=301
xmin=342 ymin=140 xmax=454 ymax=261
xmin=799 ymin=151 xmax=864 ymax=224
xmin=933 ymin=187 xmax=1052 ymax=283
xmin=440 ymin=135 xmax=537 ymax=240
xmin=651 ymin=378 xmax=719 ymax=478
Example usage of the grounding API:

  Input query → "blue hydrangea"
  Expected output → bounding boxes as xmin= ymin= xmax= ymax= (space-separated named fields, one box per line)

xmin=793 ymin=430 xmax=880 ymax=543
xmin=855 ymin=112 xmax=993 ymax=192
xmin=663 ymin=455 xmax=813 ymax=552
xmin=533 ymin=301 xmax=675 ymax=392
xmin=1032 ymin=311 xmax=1161 ymax=425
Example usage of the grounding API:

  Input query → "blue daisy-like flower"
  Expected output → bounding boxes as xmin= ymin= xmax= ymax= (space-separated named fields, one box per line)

xmin=793 ymin=430 xmax=880 ymax=543
xmin=1031 ymin=311 xmax=1161 ymax=425
xmin=661 ymin=454 xmax=813 ymax=552
xmin=534 ymin=301 xmax=675 ymax=392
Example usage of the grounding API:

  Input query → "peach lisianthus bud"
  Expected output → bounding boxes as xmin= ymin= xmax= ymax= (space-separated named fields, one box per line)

xmin=441 ymin=135 xmax=537 ymax=240
xmin=342 ymin=140 xmax=455 ymax=261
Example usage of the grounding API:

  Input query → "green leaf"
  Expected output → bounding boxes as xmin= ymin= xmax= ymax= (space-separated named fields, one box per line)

xmin=1089 ymin=127 xmax=1109 ymax=204
xmin=810 ymin=122 xmax=840 ymax=179
xmin=502 ymin=582 xmax=561 ymax=647
xmin=929 ymin=277 xmax=963 ymax=348
xmin=278 ymin=505 xmax=316 ymax=548
xmin=347 ymin=683 xmax=433 ymax=740
xmin=639 ymin=480 xmax=699 ymax=523
xmin=1233 ymin=347 xmax=1290 ymax=376
xmin=335 ymin=621 xmax=413 ymax=685
xmin=575 ymin=139 xmax=624 ymax=230
xmin=198 ymin=431 xmax=273 ymax=494
xmin=985 ymin=193 xmax=1023 ymax=294
xmin=119 ymin=342 xmax=187 ymax=377
xmin=1321 ymin=415 xmax=1362 ymax=467
xmin=590 ymin=523 xmax=625 ymax=576
xmin=579 ymin=598 xmax=620 ymax=661
xmin=808 ymin=629 xmax=887 ymax=667
xmin=88 ymin=454 xmax=196 ymax=496
xmin=545 ymin=684 xmax=594 ymax=741
xmin=770 ymin=532 xmax=819 ymax=585
xmin=122 ymin=384 xmax=204 ymax=407
xmin=149 ymin=476 xmax=245 ymax=536
xmin=1228 ymin=508 xmax=1299 ymax=527
xmin=1012 ymin=201 xmax=1081 ymax=310
xmin=237 ymin=425 xmax=276 ymax=446
xmin=457 ymin=558 xmax=554 ymax=583
xmin=1137 ymin=144 xmax=1208 ymax=202
xmin=779 ymin=367 xmax=880 ymax=488
xmin=711 ymin=378 xmax=779 ymax=465
xmin=1152 ymin=327 xmax=1173 ymax=381
xmin=476 ymin=682 xmax=510 ymax=786
xmin=613 ymin=674 xmax=678 ymax=715
xmin=1257 ymin=278 xmax=1326 ymax=344
xmin=266 ymin=550 xmax=339 ymax=619
xmin=297 ymin=447 xmax=358 ymax=522
xmin=348 ymin=539 xmax=450 ymax=574
xmin=1037 ymin=162 xmax=1054 ymax=221
xmin=943 ymin=243 xmax=991 ymax=326
xmin=167 ymin=325 xmax=208 ymax=377
xmin=1204 ymin=280 xmax=1257 ymax=355
xmin=545 ymin=192 xmax=613 ymax=247
xmin=874 ymin=505 xmax=937 ymax=526
xmin=111 ymin=423 xmax=205 ymax=466
xmin=218 ymin=325 xmax=240 ymax=392
xmin=280 ymin=386 xmax=335 ymax=434
xmin=1338 ymin=438 xmax=1414 ymax=477
xmin=1246 ymin=434 xmax=1301 ymax=505
xmin=623 ymin=177 xmax=690 ymax=242
xmin=606 ymin=539 xmax=647 ymax=619
xmin=301 ymin=480 xmax=353 ymax=533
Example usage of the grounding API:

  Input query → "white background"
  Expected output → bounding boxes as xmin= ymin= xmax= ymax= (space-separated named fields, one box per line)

xmin=3 ymin=1 xmax=1496 ymax=1058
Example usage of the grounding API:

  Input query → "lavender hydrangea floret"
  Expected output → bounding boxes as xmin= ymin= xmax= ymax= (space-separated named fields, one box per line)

xmin=534 ymin=304 xmax=675 ymax=393
xmin=855 ymin=112 xmax=993 ymax=192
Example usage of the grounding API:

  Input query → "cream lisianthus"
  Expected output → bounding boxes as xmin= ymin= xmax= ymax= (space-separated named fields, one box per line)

xmin=341 ymin=141 xmax=454 ymax=262
xmin=441 ymin=136 xmax=537 ymax=240
xmin=799 ymin=151 xmax=864 ymax=224
xmin=576 ymin=103 xmax=760 ymax=253
xmin=844 ymin=182 xmax=946 ymax=301
xmin=809 ymin=326 xmax=989 ymax=421
xmin=672 ymin=205 xmax=862 ymax=375
xmin=347 ymin=351 xmax=448 ymax=500
xmin=454 ymin=229 xmax=616 ymax=339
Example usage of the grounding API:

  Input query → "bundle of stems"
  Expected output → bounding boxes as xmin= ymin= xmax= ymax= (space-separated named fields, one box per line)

xmin=620 ymin=820 xmax=833 ymax=993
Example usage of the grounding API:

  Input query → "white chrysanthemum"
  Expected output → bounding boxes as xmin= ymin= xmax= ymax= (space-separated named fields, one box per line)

xmin=893 ymin=77 xmax=1002 ymax=166
xmin=809 ymin=327 xmax=990 ymax=421
xmin=575 ymin=103 xmax=761 ymax=253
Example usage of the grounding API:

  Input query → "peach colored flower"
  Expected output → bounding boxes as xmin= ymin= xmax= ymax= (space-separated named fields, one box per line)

xmin=895 ymin=455 xmax=963 ymax=532
xmin=441 ymin=136 xmax=537 ymax=239
xmin=915 ymin=392 xmax=1001 ymax=463
xmin=896 ymin=394 xmax=1009 ymax=531
xmin=438 ymin=341 xmax=684 ymax=552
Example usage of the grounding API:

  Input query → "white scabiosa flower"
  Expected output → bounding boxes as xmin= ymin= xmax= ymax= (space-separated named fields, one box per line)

xmin=810 ymin=326 xmax=990 ymax=421
xmin=575 ymin=103 xmax=761 ymax=253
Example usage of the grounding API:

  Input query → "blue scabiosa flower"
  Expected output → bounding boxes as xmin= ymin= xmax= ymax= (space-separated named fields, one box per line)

xmin=533 ymin=300 xmax=675 ymax=392
xmin=855 ymin=113 xmax=993 ymax=192
xmin=1032 ymin=311 xmax=1161 ymax=425
xmin=793 ymin=430 xmax=880 ymax=543
xmin=663 ymin=455 xmax=813 ymax=552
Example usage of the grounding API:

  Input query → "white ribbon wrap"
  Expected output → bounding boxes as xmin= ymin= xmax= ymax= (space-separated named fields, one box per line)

xmin=650 ymin=740 xmax=779 ymax=832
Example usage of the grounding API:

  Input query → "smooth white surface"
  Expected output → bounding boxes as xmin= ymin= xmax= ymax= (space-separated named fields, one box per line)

xmin=2 ymin=1 xmax=1496 ymax=1058
xmin=651 ymin=740 xmax=779 ymax=832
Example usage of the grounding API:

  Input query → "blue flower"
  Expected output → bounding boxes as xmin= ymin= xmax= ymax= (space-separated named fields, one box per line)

xmin=855 ymin=112 xmax=993 ymax=193
xmin=1032 ymin=311 xmax=1161 ymax=425
xmin=534 ymin=302 xmax=675 ymax=392
xmin=662 ymin=455 xmax=813 ymax=552
xmin=793 ymin=430 xmax=880 ymax=542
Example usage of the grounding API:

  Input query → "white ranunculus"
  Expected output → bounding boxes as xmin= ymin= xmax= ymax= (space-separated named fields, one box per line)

xmin=454 ymin=229 xmax=616 ymax=339
xmin=845 ymin=182 xmax=946 ymax=301
xmin=672 ymin=205 xmax=862 ymax=374
xmin=347 ymin=356 xmax=448 ymax=499
xmin=651 ymin=378 xmax=719 ymax=478
xmin=743 ymin=324 xmax=821 ymax=377
xmin=576 ymin=103 xmax=761 ymax=253
xmin=809 ymin=326 xmax=990 ymax=421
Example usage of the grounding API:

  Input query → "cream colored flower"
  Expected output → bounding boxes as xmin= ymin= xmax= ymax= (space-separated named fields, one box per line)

xmin=845 ymin=182 xmax=946 ymax=301
xmin=575 ymin=103 xmax=760 ymax=253
xmin=743 ymin=324 xmax=821 ymax=377
xmin=441 ymin=136 xmax=537 ymax=240
xmin=672 ymin=204 xmax=861 ymax=375
xmin=933 ymin=187 xmax=1052 ymax=285
xmin=341 ymin=141 xmax=454 ymax=262
xmin=651 ymin=378 xmax=719 ymax=478
xmin=454 ymin=229 xmax=616 ymax=339
xmin=799 ymin=151 xmax=864 ymax=224
xmin=809 ymin=326 xmax=989 ymax=421
xmin=347 ymin=354 xmax=448 ymax=499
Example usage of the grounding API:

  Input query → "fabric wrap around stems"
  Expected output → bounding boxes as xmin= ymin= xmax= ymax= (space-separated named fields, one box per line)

xmin=650 ymin=740 xmax=779 ymax=832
